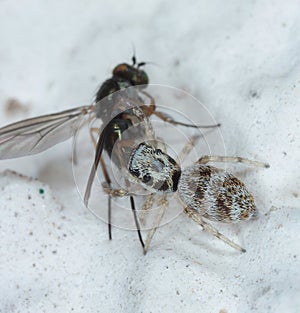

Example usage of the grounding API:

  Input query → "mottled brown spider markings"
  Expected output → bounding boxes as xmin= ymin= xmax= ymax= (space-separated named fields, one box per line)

xmin=178 ymin=164 xmax=257 ymax=224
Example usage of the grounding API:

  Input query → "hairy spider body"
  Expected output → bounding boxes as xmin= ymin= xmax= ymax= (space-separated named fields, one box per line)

xmin=178 ymin=164 xmax=256 ymax=223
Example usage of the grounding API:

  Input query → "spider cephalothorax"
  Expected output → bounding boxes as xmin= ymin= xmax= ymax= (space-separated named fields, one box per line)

xmin=129 ymin=143 xmax=181 ymax=193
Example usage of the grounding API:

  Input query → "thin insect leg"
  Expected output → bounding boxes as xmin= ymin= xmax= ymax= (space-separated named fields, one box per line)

xmin=139 ymin=90 xmax=156 ymax=117
xmin=197 ymin=155 xmax=270 ymax=168
xmin=140 ymin=91 xmax=220 ymax=129
xmin=108 ymin=195 xmax=112 ymax=240
xmin=139 ymin=193 xmax=154 ymax=224
xmin=184 ymin=207 xmax=246 ymax=253
xmin=100 ymin=183 xmax=144 ymax=248
xmin=143 ymin=196 xmax=168 ymax=255
xmin=153 ymin=110 xmax=221 ymax=129
xmin=130 ymin=196 xmax=145 ymax=248
xmin=89 ymin=127 xmax=99 ymax=146
xmin=101 ymin=182 xmax=129 ymax=197
xmin=176 ymin=134 xmax=202 ymax=164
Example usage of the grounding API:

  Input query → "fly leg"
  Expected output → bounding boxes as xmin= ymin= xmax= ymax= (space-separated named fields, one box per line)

xmin=101 ymin=182 xmax=144 ymax=249
xmin=140 ymin=90 xmax=220 ymax=129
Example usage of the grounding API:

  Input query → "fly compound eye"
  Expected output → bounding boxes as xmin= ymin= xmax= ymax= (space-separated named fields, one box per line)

xmin=137 ymin=70 xmax=149 ymax=85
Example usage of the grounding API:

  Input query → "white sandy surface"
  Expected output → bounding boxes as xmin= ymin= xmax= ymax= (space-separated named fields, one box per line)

xmin=0 ymin=1 xmax=299 ymax=312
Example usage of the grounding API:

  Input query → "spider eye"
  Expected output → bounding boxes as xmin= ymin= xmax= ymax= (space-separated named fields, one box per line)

xmin=142 ymin=174 xmax=151 ymax=183
xmin=130 ymin=168 xmax=140 ymax=178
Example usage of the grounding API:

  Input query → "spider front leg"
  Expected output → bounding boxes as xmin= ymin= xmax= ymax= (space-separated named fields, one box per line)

xmin=143 ymin=195 xmax=168 ymax=255
xmin=139 ymin=193 xmax=155 ymax=224
xmin=197 ymin=155 xmax=270 ymax=168
xmin=176 ymin=134 xmax=202 ymax=164
xmin=184 ymin=207 xmax=246 ymax=253
xmin=101 ymin=182 xmax=130 ymax=197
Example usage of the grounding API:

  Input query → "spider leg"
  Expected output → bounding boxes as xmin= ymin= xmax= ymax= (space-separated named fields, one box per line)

xmin=184 ymin=207 xmax=246 ymax=253
xmin=197 ymin=155 xmax=270 ymax=168
xmin=101 ymin=182 xmax=129 ymax=197
xmin=139 ymin=193 xmax=155 ymax=224
xmin=143 ymin=195 xmax=168 ymax=255
xmin=176 ymin=134 xmax=202 ymax=164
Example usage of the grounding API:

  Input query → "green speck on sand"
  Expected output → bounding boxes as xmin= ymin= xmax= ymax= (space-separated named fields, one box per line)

xmin=39 ymin=188 xmax=45 ymax=195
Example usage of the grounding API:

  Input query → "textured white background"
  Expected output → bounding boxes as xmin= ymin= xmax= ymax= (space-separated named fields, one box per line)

xmin=0 ymin=1 xmax=299 ymax=313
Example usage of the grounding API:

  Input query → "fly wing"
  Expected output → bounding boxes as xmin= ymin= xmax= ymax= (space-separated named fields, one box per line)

xmin=84 ymin=123 xmax=106 ymax=206
xmin=0 ymin=105 xmax=94 ymax=159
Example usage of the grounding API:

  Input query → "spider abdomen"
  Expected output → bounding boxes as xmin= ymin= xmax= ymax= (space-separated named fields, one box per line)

xmin=178 ymin=164 xmax=257 ymax=223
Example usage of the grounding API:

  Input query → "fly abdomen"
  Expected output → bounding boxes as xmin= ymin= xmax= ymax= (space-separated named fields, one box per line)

xmin=103 ymin=117 xmax=132 ymax=158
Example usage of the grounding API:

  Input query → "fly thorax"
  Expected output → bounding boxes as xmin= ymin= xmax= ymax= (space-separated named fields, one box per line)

xmin=128 ymin=143 xmax=181 ymax=193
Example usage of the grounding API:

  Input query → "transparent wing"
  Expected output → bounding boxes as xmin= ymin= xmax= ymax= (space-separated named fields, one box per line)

xmin=0 ymin=105 xmax=95 ymax=159
xmin=84 ymin=123 xmax=106 ymax=206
